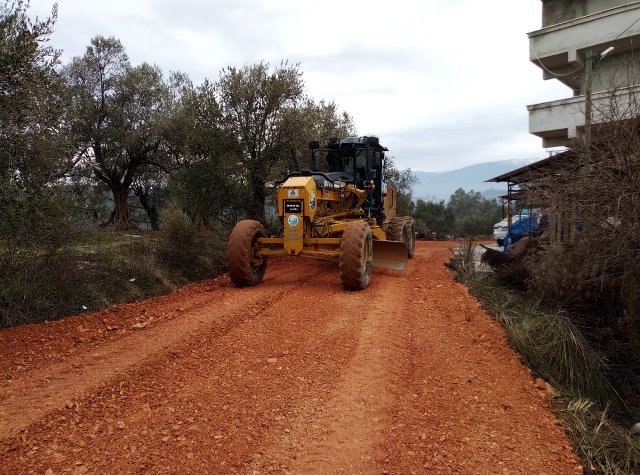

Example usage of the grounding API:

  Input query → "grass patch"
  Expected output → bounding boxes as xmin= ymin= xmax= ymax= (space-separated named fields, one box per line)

xmin=0 ymin=228 xmax=227 ymax=329
xmin=557 ymin=398 xmax=640 ymax=474
xmin=448 ymin=241 xmax=640 ymax=474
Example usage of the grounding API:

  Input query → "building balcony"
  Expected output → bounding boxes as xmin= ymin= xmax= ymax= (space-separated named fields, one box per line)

xmin=528 ymin=1 xmax=640 ymax=91
xmin=528 ymin=85 xmax=640 ymax=148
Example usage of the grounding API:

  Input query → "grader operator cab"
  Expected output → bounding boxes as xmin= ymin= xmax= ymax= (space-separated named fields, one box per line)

xmin=227 ymin=136 xmax=416 ymax=290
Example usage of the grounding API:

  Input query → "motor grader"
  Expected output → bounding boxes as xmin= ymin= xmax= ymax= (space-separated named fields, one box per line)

xmin=227 ymin=136 xmax=416 ymax=290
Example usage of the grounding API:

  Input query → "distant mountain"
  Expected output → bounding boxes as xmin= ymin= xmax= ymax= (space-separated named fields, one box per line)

xmin=411 ymin=159 xmax=534 ymax=202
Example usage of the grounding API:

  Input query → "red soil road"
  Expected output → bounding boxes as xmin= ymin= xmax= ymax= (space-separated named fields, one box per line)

xmin=0 ymin=241 xmax=581 ymax=474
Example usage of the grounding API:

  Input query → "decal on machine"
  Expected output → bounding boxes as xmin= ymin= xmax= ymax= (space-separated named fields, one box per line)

xmin=287 ymin=215 xmax=299 ymax=227
xmin=287 ymin=189 xmax=299 ymax=198
xmin=284 ymin=200 xmax=302 ymax=214
xmin=309 ymin=191 xmax=316 ymax=211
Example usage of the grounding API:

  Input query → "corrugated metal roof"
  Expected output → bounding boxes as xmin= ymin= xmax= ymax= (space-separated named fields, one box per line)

xmin=486 ymin=151 xmax=571 ymax=183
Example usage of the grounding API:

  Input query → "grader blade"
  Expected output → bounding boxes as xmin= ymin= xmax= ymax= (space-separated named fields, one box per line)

xmin=372 ymin=240 xmax=408 ymax=270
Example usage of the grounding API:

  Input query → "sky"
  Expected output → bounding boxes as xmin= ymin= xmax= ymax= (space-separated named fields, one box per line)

xmin=29 ymin=0 xmax=571 ymax=172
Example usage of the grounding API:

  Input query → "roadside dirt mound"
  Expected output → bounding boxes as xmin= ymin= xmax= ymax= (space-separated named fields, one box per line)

xmin=0 ymin=242 xmax=581 ymax=474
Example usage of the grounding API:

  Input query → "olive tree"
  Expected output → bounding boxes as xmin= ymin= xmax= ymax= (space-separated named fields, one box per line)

xmin=0 ymin=0 xmax=79 ymax=246
xmin=215 ymin=61 xmax=305 ymax=222
xmin=384 ymin=156 xmax=418 ymax=217
xmin=65 ymin=36 xmax=171 ymax=228
xmin=283 ymin=98 xmax=356 ymax=171
xmin=164 ymin=76 xmax=245 ymax=226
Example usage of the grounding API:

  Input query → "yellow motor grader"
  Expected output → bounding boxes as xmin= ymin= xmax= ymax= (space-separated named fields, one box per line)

xmin=227 ymin=136 xmax=415 ymax=290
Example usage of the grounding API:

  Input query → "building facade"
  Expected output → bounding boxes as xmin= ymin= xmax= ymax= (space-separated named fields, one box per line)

xmin=528 ymin=0 xmax=640 ymax=147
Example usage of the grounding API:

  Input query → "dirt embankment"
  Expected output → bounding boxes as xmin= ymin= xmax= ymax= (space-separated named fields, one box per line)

xmin=0 ymin=241 xmax=581 ymax=474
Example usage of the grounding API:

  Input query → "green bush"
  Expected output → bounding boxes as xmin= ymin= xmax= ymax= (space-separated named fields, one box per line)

xmin=0 ymin=225 xmax=227 ymax=329
xmin=156 ymin=205 xmax=226 ymax=281
xmin=0 ymin=234 xmax=160 ymax=328
xmin=446 ymin=188 xmax=501 ymax=237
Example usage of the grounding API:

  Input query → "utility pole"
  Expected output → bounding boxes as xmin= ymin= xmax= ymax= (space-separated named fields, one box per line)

xmin=583 ymin=47 xmax=614 ymax=163
xmin=584 ymin=49 xmax=593 ymax=162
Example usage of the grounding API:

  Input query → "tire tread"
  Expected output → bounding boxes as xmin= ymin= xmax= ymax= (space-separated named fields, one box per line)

xmin=339 ymin=221 xmax=372 ymax=290
xmin=227 ymin=220 xmax=267 ymax=287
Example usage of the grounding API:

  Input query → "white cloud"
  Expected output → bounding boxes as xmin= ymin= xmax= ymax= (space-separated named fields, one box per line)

xmin=31 ymin=0 xmax=571 ymax=171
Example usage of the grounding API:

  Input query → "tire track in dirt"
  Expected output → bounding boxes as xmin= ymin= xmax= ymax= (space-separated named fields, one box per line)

xmin=1 ymin=260 xmax=365 ymax=473
xmin=250 ymin=264 xmax=416 ymax=473
xmin=381 ymin=245 xmax=580 ymax=474
xmin=0 ymin=258 xmax=327 ymax=440
xmin=0 ymin=242 xmax=582 ymax=474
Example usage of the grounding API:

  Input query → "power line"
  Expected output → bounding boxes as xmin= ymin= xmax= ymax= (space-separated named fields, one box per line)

xmin=615 ymin=14 xmax=640 ymax=40
xmin=530 ymin=43 xmax=586 ymax=78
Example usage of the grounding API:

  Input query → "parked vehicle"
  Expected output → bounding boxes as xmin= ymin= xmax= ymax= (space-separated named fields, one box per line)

xmin=497 ymin=211 xmax=539 ymax=251
xmin=493 ymin=209 xmax=540 ymax=252
xmin=493 ymin=209 xmax=531 ymax=242
xmin=493 ymin=217 xmax=515 ymax=241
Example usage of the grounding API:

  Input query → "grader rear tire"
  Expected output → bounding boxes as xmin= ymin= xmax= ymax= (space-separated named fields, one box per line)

xmin=387 ymin=216 xmax=416 ymax=258
xmin=405 ymin=218 xmax=416 ymax=258
xmin=227 ymin=220 xmax=268 ymax=287
xmin=386 ymin=217 xmax=405 ymax=242
xmin=339 ymin=221 xmax=373 ymax=290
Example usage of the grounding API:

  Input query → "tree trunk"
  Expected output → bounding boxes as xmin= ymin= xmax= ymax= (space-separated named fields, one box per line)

xmin=147 ymin=207 xmax=159 ymax=231
xmin=108 ymin=185 xmax=136 ymax=229
xmin=135 ymin=187 xmax=160 ymax=230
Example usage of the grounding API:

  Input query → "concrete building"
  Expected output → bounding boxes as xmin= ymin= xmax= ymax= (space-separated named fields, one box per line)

xmin=528 ymin=0 xmax=640 ymax=147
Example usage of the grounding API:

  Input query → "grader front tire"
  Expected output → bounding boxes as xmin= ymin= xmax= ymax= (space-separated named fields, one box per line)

xmin=339 ymin=221 xmax=373 ymax=290
xmin=227 ymin=220 xmax=268 ymax=287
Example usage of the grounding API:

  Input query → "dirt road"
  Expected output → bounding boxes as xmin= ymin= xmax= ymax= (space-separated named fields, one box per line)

xmin=1 ymin=241 xmax=580 ymax=474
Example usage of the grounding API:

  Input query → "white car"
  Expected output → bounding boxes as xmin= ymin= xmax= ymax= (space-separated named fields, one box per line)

xmin=493 ymin=217 xmax=512 ymax=240
xmin=492 ymin=214 xmax=526 ymax=240
xmin=493 ymin=211 xmax=537 ymax=241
